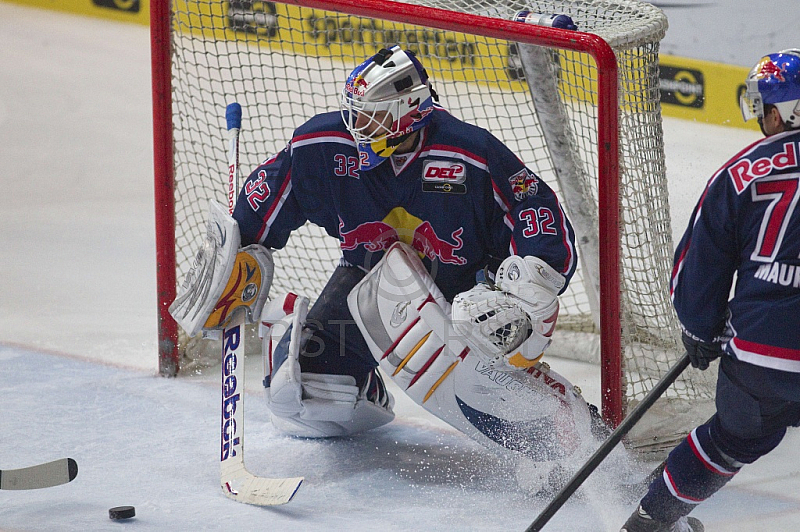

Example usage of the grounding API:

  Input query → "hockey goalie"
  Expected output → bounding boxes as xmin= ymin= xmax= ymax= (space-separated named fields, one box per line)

xmin=170 ymin=45 xmax=605 ymax=495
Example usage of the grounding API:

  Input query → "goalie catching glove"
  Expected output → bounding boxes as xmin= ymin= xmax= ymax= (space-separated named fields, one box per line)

xmin=452 ymin=255 xmax=563 ymax=370
xmin=168 ymin=200 xmax=274 ymax=337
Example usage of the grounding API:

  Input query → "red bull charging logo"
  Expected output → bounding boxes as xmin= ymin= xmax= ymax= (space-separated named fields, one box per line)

xmin=345 ymin=74 xmax=368 ymax=97
xmin=756 ymin=58 xmax=787 ymax=82
xmin=338 ymin=207 xmax=467 ymax=265
xmin=509 ymin=168 xmax=539 ymax=201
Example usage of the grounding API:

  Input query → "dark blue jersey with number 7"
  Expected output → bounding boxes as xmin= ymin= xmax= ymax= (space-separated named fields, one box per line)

xmin=671 ymin=129 xmax=800 ymax=372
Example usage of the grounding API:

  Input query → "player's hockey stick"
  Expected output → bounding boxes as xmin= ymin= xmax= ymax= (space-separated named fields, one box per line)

xmin=619 ymin=411 xmax=716 ymax=500
xmin=526 ymin=353 xmax=691 ymax=531
xmin=219 ymin=102 xmax=303 ymax=506
xmin=1 ymin=458 xmax=78 ymax=490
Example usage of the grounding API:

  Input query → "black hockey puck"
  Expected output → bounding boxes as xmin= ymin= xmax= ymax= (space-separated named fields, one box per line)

xmin=108 ymin=506 xmax=136 ymax=520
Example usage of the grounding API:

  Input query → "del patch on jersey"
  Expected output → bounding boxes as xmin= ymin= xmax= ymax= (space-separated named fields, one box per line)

xmin=422 ymin=159 xmax=467 ymax=194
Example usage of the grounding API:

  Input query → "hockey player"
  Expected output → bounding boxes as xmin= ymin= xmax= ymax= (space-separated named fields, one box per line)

xmin=172 ymin=46 xmax=598 ymax=485
xmin=621 ymin=49 xmax=800 ymax=532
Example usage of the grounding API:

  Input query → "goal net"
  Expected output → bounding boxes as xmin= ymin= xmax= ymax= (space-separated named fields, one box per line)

xmin=152 ymin=0 xmax=717 ymax=453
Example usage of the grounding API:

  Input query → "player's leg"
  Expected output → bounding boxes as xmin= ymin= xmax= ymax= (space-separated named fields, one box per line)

xmin=299 ymin=265 xmax=378 ymax=386
xmin=264 ymin=266 xmax=394 ymax=438
xmin=623 ymin=356 xmax=800 ymax=531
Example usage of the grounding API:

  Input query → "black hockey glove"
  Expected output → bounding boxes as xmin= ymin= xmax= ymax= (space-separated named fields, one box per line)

xmin=681 ymin=329 xmax=723 ymax=371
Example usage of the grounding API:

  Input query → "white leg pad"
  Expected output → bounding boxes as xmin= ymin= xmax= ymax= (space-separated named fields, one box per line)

xmin=264 ymin=296 xmax=307 ymax=420
xmin=348 ymin=242 xmax=594 ymax=461
xmin=264 ymin=294 xmax=394 ymax=438
xmin=269 ymin=372 xmax=395 ymax=438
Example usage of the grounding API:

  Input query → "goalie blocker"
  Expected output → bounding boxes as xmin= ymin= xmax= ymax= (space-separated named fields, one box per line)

xmin=169 ymin=200 xmax=274 ymax=338
xmin=347 ymin=242 xmax=593 ymax=463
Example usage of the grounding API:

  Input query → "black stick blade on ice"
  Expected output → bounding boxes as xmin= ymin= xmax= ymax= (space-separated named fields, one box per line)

xmin=0 ymin=458 xmax=78 ymax=490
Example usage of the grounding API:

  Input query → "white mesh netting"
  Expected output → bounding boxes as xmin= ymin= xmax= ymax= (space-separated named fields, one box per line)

xmin=165 ymin=0 xmax=716 ymax=452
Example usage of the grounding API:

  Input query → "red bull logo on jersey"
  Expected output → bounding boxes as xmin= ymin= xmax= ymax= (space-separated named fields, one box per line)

xmin=509 ymin=168 xmax=539 ymax=200
xmin=728 ymin=141 xmax=798 ymax=194
xmin=756 ymin=57 xmax=787 ymax=82
xmin=338 ymin=207 xmax=467 ymax=265
xmin=411 ymin=221 xmax=467 ymax=265
xmin=338 ymin=218 xmax=398 ymax=252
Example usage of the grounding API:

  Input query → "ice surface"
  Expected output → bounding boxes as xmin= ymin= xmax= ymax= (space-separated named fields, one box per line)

xmin=1 ymin=3 xmax=799 ymax=531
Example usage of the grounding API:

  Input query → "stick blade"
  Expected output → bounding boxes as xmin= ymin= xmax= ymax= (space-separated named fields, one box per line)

xmin=221 ymin=470 xmax=303 ymax=506
xmin=1 ymin=458 xmax=78 ymax=490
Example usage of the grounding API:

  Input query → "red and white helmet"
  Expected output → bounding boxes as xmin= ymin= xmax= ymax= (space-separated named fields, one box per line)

xmin=340 ymin=46 xmax=436 ymax=169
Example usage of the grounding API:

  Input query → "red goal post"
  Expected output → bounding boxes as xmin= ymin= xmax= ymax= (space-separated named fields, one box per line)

xmin=151 ymin=0 xmax=710 ymax=447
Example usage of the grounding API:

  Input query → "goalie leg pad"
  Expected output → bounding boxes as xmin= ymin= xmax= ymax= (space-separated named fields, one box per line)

xmin=348 ymin=242 xmax=593 ymax=461
xmin=264 ymin=294 xmax=394 ymax=438
xmin=263 ymin=294 xmax=308 ymax=420
xmin=268 ymin=371 xmax=395 ymax=438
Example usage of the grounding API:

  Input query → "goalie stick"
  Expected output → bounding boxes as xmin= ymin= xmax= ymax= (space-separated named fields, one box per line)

xmin=219 ymin=102 xmax=303 ymax=506
xmin=1 ymin=458 xmax=78 ymax=490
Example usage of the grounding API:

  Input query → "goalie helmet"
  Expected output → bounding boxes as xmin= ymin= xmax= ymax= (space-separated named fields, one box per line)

xmin=740 ymin=49 xmax=800 ymax=129
xmin=340 ymin=45 xmax=436 ymax=169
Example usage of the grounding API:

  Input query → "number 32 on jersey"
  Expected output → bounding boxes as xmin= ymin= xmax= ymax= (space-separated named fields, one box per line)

xmin=519 ymin=207 xmax=556 ymax=238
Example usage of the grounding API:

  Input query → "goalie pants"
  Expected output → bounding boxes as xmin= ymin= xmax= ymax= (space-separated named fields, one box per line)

xmin=296 ymin=265 xmax=377 ymax=388
xmin=641 ymin=355 xmax=800 ymax=523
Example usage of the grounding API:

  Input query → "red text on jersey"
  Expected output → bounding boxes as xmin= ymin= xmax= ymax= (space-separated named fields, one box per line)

xmin=729 ymin=142 xmax=797 ymax=194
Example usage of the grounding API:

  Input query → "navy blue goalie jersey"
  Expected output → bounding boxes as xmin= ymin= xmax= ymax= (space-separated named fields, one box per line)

xmin=233 ymin=108 xmax=577 ymax=301
xmin=671 ymin=129 xmax=800 ymax=372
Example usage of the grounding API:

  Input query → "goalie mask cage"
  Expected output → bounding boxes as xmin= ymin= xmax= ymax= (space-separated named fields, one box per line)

xmin=151 ymin=0 xmax=716 ymax=452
